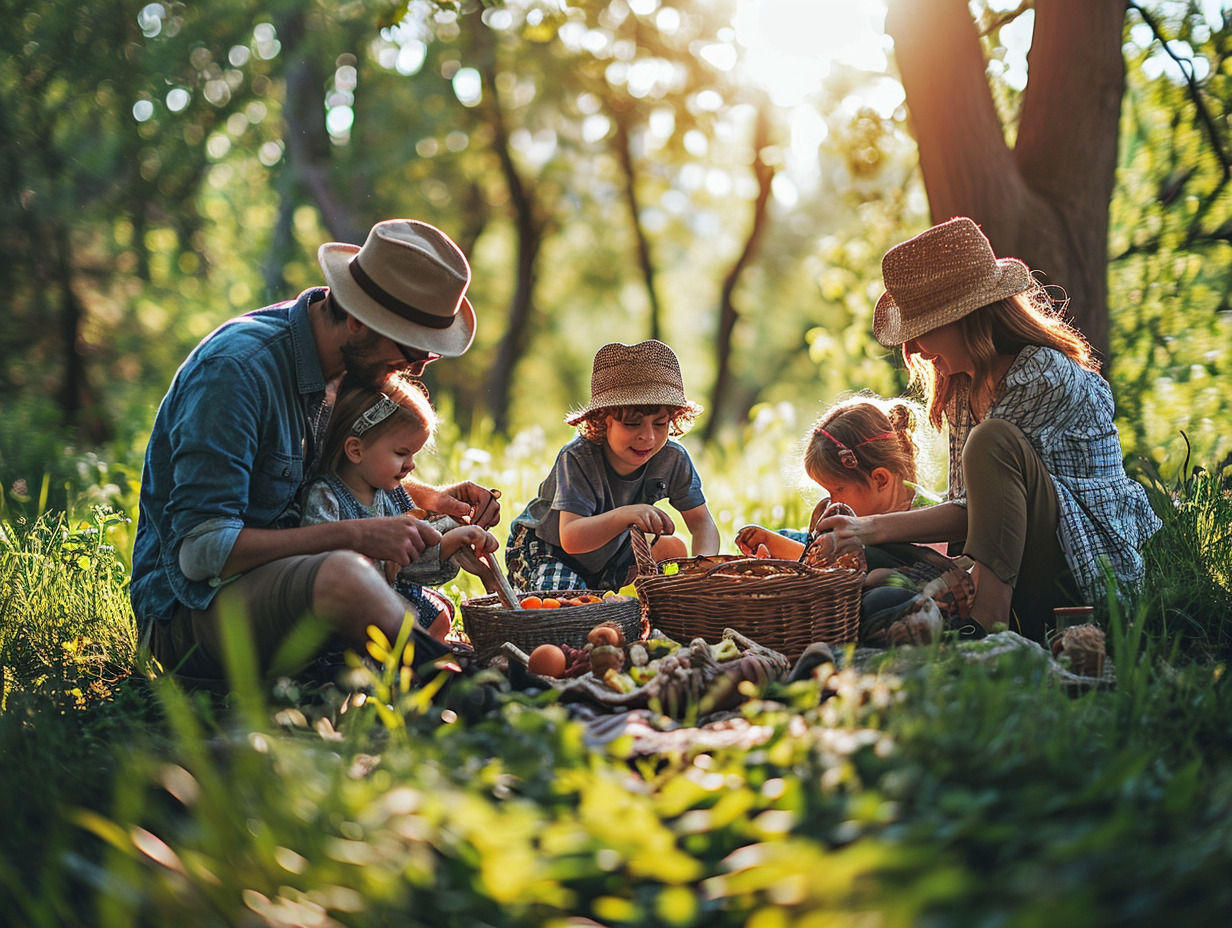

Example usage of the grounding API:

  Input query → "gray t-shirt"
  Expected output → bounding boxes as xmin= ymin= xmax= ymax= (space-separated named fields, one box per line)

xmin=511 ymin=436 xmax=706 ymax=575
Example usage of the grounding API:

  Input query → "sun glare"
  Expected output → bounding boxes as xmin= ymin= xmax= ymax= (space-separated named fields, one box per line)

xmin=733 ymin=0 xmax=889 ymax=108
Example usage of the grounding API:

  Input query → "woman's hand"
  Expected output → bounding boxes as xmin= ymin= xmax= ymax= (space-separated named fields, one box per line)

xmin=812 ymin=511 xmax=871 ymax=557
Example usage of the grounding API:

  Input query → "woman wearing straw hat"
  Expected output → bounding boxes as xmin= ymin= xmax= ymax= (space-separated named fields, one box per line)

xmin=816 ymin=217 xmax=1160 ymax=642
xmin=506 ymin=340 xmax=720 ymax=592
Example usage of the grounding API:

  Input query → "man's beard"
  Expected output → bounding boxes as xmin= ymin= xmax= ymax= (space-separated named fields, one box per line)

xmin=340 ymin=330 xmax=396 ymax=387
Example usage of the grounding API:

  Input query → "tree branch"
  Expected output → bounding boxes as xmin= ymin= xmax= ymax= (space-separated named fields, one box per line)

xmin=1127 ymin=0 xmax=1232 ymax=179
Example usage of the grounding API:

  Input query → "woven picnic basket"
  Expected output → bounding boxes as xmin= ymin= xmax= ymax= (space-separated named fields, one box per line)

xmin=460 ymin=589 xmax=645 ymax=662
xmin=631 ymin=527 xmax=864 ymax=659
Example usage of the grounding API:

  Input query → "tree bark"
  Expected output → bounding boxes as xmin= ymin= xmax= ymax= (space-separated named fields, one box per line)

xmin=885 ymin=0 xmax=1126 ymax=364
xmin=480 ymin=57 xmax=546 ymax=435
xmin=703 ymin=105 xmax=776 ymax=443
xmin=279 ymin=9 xmax=365 ymax=247
xmin=612 ymin=107 xmax=663 ymax=342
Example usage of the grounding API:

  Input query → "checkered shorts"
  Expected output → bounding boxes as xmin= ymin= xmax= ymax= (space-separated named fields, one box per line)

xmin=505 ymin=524 xmax=635 ymax=592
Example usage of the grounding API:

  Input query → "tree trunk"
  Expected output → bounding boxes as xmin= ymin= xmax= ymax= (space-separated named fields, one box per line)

xmin=612 ymin=108 xmax=663 ymax=342
xmin=481 ymin=58 xmax=546 ymax=435
xmin=703 ymin=105 xmax=775 ymax=443
xmin=279 ymin=10 xmax=365 ymax=247
xmin=885 ymin=0 xmax=1126 ymax=364
xmin=54 ymin=228 xmax=111 ymax=442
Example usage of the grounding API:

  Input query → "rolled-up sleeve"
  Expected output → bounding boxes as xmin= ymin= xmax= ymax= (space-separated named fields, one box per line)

xmin=178 ymin=517 xmax=243 ymax=583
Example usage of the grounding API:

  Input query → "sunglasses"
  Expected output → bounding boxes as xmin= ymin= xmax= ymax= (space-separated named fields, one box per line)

xmin=398 ymin=344 xmax=441 ymax=375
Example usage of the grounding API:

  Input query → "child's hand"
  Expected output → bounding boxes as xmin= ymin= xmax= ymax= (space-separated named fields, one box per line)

xmin=440 ymin=524 xmax=499 ymax=562
xmin=808 ymin=497 xmax=834 ymax=533
xmin=625 ymin=504 xmax=675 ymax=537
xmin=735 ymin=524 xmax=805 ymax=560
xmin=735 ymin=525 xmax=774 ymax=556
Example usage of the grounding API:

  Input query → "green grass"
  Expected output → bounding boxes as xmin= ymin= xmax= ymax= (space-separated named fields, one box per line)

xmin=2 ymin=424 xmax=1230 ymax=926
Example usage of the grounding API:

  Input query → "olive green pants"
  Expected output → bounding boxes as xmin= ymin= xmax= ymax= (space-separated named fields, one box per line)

xmin=960 ymin=418 xmax=1080 ymax=642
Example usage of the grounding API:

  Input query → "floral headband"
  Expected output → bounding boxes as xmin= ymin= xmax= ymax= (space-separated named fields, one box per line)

xmin=351 ymin=395 xmax=400 ymax=436
xmin=815 ymin=427 xmax=896 ymax=469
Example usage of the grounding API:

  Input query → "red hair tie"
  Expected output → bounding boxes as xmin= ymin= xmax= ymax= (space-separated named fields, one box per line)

xmin=816 ymin=428 xmax=897 ymax=469
xmin=816 ymin=427 xmax=859 ymax=468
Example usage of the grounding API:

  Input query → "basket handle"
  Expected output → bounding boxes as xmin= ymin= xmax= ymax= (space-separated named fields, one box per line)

xmin=706 ymin=558 xmax=820 ymax=579
xmin=631 ymin=528 xmax=661 ymax=576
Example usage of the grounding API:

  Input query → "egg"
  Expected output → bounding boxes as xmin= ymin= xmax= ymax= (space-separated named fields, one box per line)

xmin=527 ymin=644 xmax=567 ymax=678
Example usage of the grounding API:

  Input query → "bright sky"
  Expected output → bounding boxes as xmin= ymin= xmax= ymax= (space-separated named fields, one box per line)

xmin=732 ymin=0 xmax=890 ymax=108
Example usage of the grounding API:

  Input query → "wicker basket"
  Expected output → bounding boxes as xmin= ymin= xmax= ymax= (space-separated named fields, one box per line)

xmin=460 ymin=589 xmax=645 ymax=662
xmin=631 ymin=530 xmax=864 ymax=659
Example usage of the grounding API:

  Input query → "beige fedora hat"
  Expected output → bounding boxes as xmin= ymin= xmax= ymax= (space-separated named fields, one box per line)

xmin=872 ymin=216 xmax=1035 ymax=347
xmin=564 ymin=340 xmax=702 ymax=425
xmin=318 ymin=219 xmax=476 ymax=357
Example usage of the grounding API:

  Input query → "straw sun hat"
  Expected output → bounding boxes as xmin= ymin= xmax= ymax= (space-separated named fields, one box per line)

xmin=564 ymin=340 xmax=702 ymax=425
xmin=318 ymin=219 xmax=476 ymax=357
xmin=872 ymin=216 xmax=1036 ymax=347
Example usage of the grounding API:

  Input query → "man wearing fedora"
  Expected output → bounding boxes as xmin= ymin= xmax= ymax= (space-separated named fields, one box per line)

xmin=131 ymin=219 xmax=498 ymax=681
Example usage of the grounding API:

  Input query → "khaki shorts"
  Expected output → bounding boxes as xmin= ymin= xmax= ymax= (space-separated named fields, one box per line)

xmin=146 ymin=553 xmax=335 ymax=681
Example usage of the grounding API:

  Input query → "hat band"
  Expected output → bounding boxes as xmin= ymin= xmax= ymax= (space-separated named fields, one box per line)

xmin=348 ymin=258 xmax=454 ymax=330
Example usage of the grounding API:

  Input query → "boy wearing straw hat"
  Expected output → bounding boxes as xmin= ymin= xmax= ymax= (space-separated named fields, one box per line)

xmin=506 ymin=340 xmax=720 ymax=592
xmin=131 ymin=219 xmax=500 ymax=682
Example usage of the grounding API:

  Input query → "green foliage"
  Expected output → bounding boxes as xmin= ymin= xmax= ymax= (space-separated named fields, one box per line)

xmin=0 ymin=507 xmax=136 ymax=709
xmin=1136 ymin=455 xmax=1232 ymax=656
xmin=0 ymin=395 xmax=140 ymax=523
xmin=4 ymin=599 xmax=1232 ymax=925
xmin=1109 ymin=5 xmax=1232 ymax=473
xmin=1 ymin=441 xmax=1231 ymax=925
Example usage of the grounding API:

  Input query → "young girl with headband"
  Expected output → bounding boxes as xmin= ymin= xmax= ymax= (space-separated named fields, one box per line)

xmin=300 ymin=370 xmax=499 ymax=641
xmin=736 ymin=395 xmax=935 ymax=561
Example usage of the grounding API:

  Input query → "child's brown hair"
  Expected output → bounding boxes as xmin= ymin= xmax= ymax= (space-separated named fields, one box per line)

xmin=574 ymin=404 xmax=697 ymax=445
xmin=316 ymin=370 xmax=438 ymax=478
xmin=803 ymin=396 xmax=921 ymax=490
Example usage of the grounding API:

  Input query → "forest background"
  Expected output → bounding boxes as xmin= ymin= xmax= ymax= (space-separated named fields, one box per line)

xmin=3 ymin=0 xmax=1232 ymax=521
xmin=6 ymin=3 xmax=1232 ymax=924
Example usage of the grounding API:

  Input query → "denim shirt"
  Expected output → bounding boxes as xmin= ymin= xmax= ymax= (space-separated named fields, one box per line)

xmin=130 ymin=289 xmax=329 ymax=629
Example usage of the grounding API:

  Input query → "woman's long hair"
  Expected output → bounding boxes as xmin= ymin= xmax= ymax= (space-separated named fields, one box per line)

xmin=906 ymin=288 xmax=1098 ymax=429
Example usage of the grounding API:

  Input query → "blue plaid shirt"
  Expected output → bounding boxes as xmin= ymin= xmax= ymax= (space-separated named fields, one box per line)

xmin=945 ymin=345 xmax=1161 ymax=603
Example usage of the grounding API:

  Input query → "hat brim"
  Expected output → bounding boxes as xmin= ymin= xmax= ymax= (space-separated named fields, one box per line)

xmin=872 ymin=258 xmax=1034 ymax=347
xmin=564 ymin=397 xmax=703 ymax=426
xmin=318 ymin=242 xmax=476 ymax=357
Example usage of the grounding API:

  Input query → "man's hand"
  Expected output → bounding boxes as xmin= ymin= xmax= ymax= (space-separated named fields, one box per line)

xmin=357 ymin=514 xmax=442 ymax=573
xmin=405 ymin=480 xmax=502 ymax=528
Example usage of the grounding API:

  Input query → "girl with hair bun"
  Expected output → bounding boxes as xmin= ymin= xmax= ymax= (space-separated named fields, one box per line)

xmin=736 ymin=394 xmax=936 ymax=561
